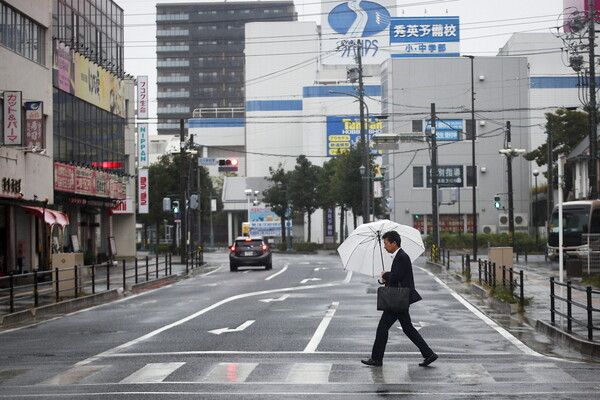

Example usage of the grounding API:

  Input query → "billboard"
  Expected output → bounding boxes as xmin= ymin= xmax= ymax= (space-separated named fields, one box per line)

xmin=390 ymin=17 xmax=460 ymax=57
xmin=321 ymin=0 xmax=394 ymax=65
xmin=52 ymin=42 xmax=125 ymax=118
xmin=326 ymin=116 xmax=383 ymax=156
xmin=249 ymin=207 xmax=282 ymax=236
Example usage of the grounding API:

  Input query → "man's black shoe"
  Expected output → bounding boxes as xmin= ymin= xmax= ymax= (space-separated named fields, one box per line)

xmin=419 ymin=353 xmax=438 ymax=367
xmin=361 ymin=358 xmax=382 ymax=367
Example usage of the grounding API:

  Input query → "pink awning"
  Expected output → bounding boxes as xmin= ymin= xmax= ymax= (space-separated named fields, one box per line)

xmin=20 ymin=206 xmax=69 ymax=228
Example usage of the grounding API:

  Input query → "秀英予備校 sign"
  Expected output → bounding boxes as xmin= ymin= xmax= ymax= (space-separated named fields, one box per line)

xmin=390 ymin=16 xmax=460 ymax=57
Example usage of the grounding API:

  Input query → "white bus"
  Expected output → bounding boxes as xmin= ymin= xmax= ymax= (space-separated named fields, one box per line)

xmin=547 ymin=200 xmax=600 ymax=260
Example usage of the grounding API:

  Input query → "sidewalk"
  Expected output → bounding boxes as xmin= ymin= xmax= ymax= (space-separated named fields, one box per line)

xmin=426 ymin=251 xmax=600 ymax=359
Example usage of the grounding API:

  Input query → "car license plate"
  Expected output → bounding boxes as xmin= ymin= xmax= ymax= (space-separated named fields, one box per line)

xmin=244 ymin=251 xmax=253 ymax=256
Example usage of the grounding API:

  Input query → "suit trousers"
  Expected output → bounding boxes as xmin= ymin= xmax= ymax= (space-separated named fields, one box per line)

xmin=371 ymin=310 xmax=433 ymax=361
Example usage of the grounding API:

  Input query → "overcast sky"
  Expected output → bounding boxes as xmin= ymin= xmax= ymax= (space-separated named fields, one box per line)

xmin=116 ymin=0 xmax=567 ymax=133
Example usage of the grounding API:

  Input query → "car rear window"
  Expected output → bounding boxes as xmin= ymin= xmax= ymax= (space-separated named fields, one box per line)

xmin=235 ymin=240 xmax=262 ymax=248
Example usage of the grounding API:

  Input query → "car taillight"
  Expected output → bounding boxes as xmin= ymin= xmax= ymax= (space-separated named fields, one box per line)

xmin=262 ymin=244 xmax=268 ymax=251
xmin=230 ymin=245 xmax=236 ymax=252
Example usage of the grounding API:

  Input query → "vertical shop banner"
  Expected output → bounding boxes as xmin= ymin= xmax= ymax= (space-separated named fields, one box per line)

xmin=138 ymin=168 xmax=149 ymax=214
xmin=137 ymin=76 xmax=149 ymax=119
xmin=138 ymin=123 xmax=149 ymax=167
xmin=25 ymin=101 xmax=44 ymax=149
xmin=3 ymin=91 xmax=22 ymax=145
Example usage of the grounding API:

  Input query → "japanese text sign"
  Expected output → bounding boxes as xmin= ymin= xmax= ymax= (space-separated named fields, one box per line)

xmin=390 ymin=17 xmax=460 ymax=57
xmin=3 ymin=91 xmax=22 ymax=145
xmin=137 ymin=76 xmax=148 ymax=119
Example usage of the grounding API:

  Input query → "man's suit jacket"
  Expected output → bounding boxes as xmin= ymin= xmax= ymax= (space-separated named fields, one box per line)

xmin=381 ymin=248 xmax=423 ymax=304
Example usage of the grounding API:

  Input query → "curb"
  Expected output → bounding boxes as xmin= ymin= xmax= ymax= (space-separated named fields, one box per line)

xmin=536 ymin=319 xmax=600 ymax=358
xmin=0 ymin=289 xmax=120 ymax=327
xmin=425 ymin=259 xmax=600 ymax=357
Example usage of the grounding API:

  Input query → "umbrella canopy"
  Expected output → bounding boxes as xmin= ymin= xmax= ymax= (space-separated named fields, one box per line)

xmin=337 ymin=220 xmax=425 ymax=277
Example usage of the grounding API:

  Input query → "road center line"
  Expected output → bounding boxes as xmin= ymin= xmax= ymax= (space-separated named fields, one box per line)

xmin=304 ymin=301 xmax=339 ymax=353
xmin=265 ymin=264 xmax=288 ymax=280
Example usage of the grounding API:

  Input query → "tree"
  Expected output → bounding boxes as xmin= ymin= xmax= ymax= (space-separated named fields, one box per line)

xmin=524 ymin=108 xmax=587 ymax=197
xmin=262 ymin=165 xmax=291 ymax=243
xmin=288 ymin=155 xmax=321 ymax=242
xmin=137 ymin=154 xmax=215 ymax=250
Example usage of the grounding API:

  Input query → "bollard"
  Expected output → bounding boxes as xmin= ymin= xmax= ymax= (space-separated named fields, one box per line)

xmin=91 ymin=264 xmax=96 ymax=294
xmin=135 ymin=258 xmax=139 ymax=284
xmin=33 ymin=270 xmax=39 ymax=307
xmin=74 ymin=265 xmax=79 ymax=297
xmin=587 ymin=287 xmax=593 ymax=341
xmin=567 ymin=281 xmax=572 ymax=332
xmin=550 ymin=277 xmax=556 ymax=324
xmin=122 ymin=259 xmax=127 ymax=290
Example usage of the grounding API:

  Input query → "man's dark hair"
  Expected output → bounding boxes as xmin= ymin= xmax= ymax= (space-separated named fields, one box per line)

xmin=382 ymin=230 xmax=401 ymax=246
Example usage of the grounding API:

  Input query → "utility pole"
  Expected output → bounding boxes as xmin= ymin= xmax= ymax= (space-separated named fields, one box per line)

xmin=547 ymin=127 xmax=553 ymax=232
xmin=356 ymin=39 xmax=370 ymax=223
xmin=506 ymin=121 xmax=515 ymax=248
xmin=464 ymin=55 xmax=478 ymax=260
xmin=179 ymin=119 xmax=187 ymax=262
xmin=430 ymin=103 xmax=440 ymax=252
xmin=587 ymin=0 xmax=598 ymax=199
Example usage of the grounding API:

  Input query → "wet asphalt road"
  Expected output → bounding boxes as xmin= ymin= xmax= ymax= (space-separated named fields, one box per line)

xmin=0 ymin=250 xmax=599 ymax=399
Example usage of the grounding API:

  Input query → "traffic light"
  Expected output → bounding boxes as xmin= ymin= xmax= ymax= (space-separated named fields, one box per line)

xmin=172 ymin=200 xmax=180 ymax=213
xmin=218 ymin=158 xmax=238 ymax=166
xmin=494 ymin=195 xmax=501 ymax=209
xmin=218 ymin=158 xmax=238 ymax=172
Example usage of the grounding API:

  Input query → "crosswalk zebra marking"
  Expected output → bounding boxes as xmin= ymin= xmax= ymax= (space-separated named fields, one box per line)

xmin=40 ymin=365 xmax=107 ymax=386
xmin=119 ymin=362 xmax=185 ymax=383
xmin=203 ymin=362 xmax=258 ymax=383
xmin=286 ymin=363 xmax=332 ymax=383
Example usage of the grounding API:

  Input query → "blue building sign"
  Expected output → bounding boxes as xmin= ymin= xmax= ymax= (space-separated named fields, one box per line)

xmin=425 ymin=119 xmax=463 ymax=141
xmin=390 ymin=16 xmax=460 ymax=57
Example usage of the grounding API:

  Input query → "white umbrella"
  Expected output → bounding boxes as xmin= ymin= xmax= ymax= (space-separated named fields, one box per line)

xmin=337 ymin=219 xmax=425 ymax=277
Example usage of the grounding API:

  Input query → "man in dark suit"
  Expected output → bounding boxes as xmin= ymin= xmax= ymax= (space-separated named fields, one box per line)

xmin=361 ymin=230 xmax=438 ymax=367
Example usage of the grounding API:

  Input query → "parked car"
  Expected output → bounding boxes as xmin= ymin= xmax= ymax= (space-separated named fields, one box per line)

xmin=229 ymin=236 xmax=272 ymax=271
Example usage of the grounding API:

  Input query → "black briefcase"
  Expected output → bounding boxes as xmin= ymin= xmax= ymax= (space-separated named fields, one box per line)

xmin=376 ymin=286 xmax=410 ymax=313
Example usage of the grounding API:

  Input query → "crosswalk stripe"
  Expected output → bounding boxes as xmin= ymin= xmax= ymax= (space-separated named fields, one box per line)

xmin=119 ymin=362 xmax=185 ymax=383
xmin=40 ymin=365 xmax=107 ymax=386
xmin=448 ymin=364 xmax=495 ymax=384
xmin=524 ymin=363 xmax=578 ymax=383
xmin=203 ymin=362 xmax=258 ymax=383
xmin=286 ymin=363 xmax=332 ymax=383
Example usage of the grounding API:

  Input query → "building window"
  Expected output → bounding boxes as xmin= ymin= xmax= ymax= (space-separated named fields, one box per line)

xmin=413 ymin=166 xmax=424 ymax=188
xmin=466 ymin=165 xmax=477 ymax=187
xmin=412 ymin=120 xmax=423 ymax=133
xmin=0 ymin=2 xmax=45 ymax=64
xmin=465 ymin=119 xmax=476 ymax=140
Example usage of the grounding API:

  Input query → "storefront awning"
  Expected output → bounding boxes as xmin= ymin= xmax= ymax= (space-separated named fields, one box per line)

xmin=20 ymin=206 xmax=69 ymax=228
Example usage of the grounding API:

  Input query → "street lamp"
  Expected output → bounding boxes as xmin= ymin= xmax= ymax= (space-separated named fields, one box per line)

xmin=499 ymin=141 xmax=526 ymax=248
xmin=533 ymin=169 xmax=539 ymax=246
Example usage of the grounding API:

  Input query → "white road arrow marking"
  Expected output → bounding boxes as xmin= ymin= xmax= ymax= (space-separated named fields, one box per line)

xmin=398 ymin=321 xmax=433 ymax=331
xmin=300 ymin=278 xmax=322 ymax=284
xmin=259 ymin=294 xmax=290 ymax=303
xmin=208 ymin=320 xmax=255 ymax=335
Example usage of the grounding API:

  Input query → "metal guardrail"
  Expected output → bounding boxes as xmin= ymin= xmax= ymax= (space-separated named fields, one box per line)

xmin=0 ymin=251 xmax=202 ymax=316
xmin=550 ymin=277 xmax=600 ymax=341
xmin=478 ymin=259 xmax=525 ymax=308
